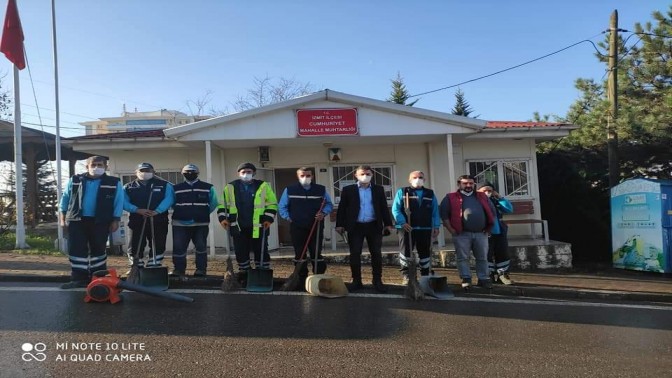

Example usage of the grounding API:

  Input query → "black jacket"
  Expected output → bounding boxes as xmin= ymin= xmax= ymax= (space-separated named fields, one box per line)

xmin=336 ymin=183 xmax=393 ymax=233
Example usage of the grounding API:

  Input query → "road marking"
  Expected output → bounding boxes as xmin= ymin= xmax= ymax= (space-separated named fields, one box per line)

xmin=1 ymin=286 xmax=671 ymax=311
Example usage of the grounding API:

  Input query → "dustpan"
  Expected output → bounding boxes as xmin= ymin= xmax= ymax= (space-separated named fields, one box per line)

xmin=419 ymin=274 xmax=454 ymax=299
xmin=139 ymin=216 xmax=169 ymax=291
xmin=246 ymin=226 xmax=274 ymax=292
xmin=306 ymin=274 xmax=348 ymax=298
xmin=305 ymin=221 xmax=347 ymax=298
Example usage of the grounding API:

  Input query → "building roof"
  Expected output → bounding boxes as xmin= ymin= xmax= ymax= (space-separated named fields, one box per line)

xmin=163 ymin=89 xmax=489 ymax=138
xmin=0 ymin=120 xmax=93 ymax=161
xmin=67 ymin=129 xmax=166 ymax=140
xmin=486 ymin=121 xmax=575 ymax=129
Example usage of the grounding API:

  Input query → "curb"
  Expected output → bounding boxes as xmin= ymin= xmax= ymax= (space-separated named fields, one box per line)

xmin=1 ymin=273 xmax=670 ymax=304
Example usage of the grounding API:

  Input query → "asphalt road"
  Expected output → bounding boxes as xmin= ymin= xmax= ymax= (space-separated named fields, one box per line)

xmin=1 ymin=283 xmax=671 ymax=377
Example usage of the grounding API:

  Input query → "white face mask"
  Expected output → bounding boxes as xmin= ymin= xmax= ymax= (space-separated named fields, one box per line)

xmin=137 ymin=172 xmax=153 ymax=181
xmin=410 ymin=178 xmax=424 ymax=188
xmin=299 ymin=177 xmax=312 ymax=186
xmin=484 ymin=191 xmax=492 ymax=198
xmin=88 ymin=167 xmax=105 ymax=176
xmin=357 ymin=175 xmax=372 ymax=184
xmin=240 ymin=173 xmax=253 ymax=182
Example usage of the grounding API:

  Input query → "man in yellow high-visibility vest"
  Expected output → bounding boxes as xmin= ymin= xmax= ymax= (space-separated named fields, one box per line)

xmin=217 ymin=162 xmax=278 ymax=285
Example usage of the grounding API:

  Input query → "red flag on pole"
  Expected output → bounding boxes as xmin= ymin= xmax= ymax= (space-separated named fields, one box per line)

xmin=0 ymin=0 xmax=25 ymax=70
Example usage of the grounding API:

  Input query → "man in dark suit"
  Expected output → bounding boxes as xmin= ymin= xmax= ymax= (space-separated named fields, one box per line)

xmin=336 ymin=165 xmax=394 ymax=293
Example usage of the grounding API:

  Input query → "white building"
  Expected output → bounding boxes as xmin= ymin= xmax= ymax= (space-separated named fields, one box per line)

xmin=66 ymin=90 xmax=576 ymax=260
xmin=80 ymin=108 xmax=210 ymax=135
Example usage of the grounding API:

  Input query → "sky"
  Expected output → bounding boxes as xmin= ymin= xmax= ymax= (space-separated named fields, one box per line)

xmin=2 ymin=0 xmax=669 ymax=138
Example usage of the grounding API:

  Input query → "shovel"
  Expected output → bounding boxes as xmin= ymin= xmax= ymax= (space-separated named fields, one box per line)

xmin=246 ymin=226 xmax=274 ymax=292
xmin=419 ymin=238 xmax=454 ymax=299
xmin=139 ymin=215 xmax=169 ymax=290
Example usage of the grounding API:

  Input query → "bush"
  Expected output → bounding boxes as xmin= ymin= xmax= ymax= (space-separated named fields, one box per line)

xmin=0 ymin=232 xmax=59 ymax=254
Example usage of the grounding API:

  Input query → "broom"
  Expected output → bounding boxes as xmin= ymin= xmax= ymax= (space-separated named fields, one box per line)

xmin=281 ymin=198 xmax=326 ymax=291
xmin=126 ymin=184 xmax=154 ymax=285
xmin=221 ymin=227 xmax=240 ymax=291
xmin=404 ymin=191 xmax=424 ymax=301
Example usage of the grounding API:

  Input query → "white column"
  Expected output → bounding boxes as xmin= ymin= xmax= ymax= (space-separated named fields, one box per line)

xmin=205 ymin=141 xmax=215 ymax=256
xmin=219 ymin=147 xmax=229 ymax=252
xmin=13 ymin=66 xmax=28 ymax=249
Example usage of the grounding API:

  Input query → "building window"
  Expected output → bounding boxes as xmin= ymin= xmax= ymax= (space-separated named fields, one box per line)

xmin=331 ymin=164 xmax=394 ymax=205
xmin=468 ymin=160 xmax=530 ymax=197
xmin=120 ymin=171 xmax=181 ymax=185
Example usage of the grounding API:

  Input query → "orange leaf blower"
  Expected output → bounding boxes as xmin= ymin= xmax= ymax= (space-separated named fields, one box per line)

xmin=85 ymin=269 xmax=194 ymax=304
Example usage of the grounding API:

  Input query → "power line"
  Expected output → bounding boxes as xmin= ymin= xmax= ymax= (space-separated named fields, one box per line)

xmin=19 ymin=102 xmax=99 ymax=120
xmin=626 ymin=30 xmax=672 ymax=39
xmin=408 ymin=32 xmax=607 ymax=99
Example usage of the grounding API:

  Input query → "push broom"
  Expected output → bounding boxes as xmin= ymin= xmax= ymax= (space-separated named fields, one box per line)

xmin=281 ymin=198 xmax=326 ymax=291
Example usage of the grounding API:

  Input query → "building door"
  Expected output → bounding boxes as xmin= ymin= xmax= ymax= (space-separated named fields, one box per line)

xmin=274 ymin=167 xmax=316 ymax=247
xmin=255 ymin=168 xmax=279 ymax=251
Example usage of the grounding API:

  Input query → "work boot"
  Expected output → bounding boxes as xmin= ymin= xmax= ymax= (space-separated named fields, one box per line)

xmin=193 ymin=270 xmax=207 ymax=277
xmin=489 ymin=272 xmax=497 ymax=283
xmin=373 ymin=279 xmax=388 ymax=293
xmin=60 ymin=280 xmax=88 ymax=289
xmin=349 ymin=278 xmax=364 ymax=292
xmin=169 ymin=269 xmax=185 ymax=277
xmin=477 ymin=279 xmax=493 ymax=289
xmin=461 ymin=278 xmax=472 ymax=289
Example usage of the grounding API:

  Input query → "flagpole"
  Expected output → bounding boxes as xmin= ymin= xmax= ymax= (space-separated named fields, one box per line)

xmin=13 ymin=64 xmax=27 ymax=248
xmin=51 ymin=0 xmax=64 ymax=251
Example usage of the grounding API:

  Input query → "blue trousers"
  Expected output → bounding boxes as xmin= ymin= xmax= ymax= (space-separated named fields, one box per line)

xmin=453 ymin=231 xmax=489 ymax=281
xmin=172 ymin=225 xmax=209 ymax=272
xmin=67 ymin=217 xmax=109 ymax=282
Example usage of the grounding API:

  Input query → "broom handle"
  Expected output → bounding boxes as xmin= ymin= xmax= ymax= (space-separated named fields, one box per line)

xmin=223 ymin=195 xmax=233 ymax=260
xmin=298 ymin=198 xmax=327 ymax=261
xmin=260 ymin=222 xmax=267 ymax=268
xmin=150 ymin=216 xmax=156 ymax=265
xmin=134 ymin=183 xmax=155 ymax=263
xmin=404 ymin=191 xmax=412 ymax=257
xmin=314 ymin=219 xmax=321 ymax=274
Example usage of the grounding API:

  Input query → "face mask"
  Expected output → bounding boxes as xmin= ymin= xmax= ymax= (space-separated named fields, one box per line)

xmin=460 ymin=189 xmax=474 ymax=196
xmin=411 ymin=178 xmax=424 ymax=188
xmin=183 ymin=172 xmax=198 ymax=182
xmin=299 ymin=177 xmax=312 ymax=186
xmin=137 ymin=172 xmax=153 ymax=181
xmin=357 ymin=175 xmax=372 ymax=184
xmin=88 ymin=167 xmax=105 ymax=176
xmin=240 ymin=173 xmax=253 ymax=182
xmin=484 ymin=191 xmax=492 ymax=198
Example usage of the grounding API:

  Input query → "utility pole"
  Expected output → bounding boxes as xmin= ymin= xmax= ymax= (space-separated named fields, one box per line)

xmin=607 ymin=10 xmax=620 ymax=188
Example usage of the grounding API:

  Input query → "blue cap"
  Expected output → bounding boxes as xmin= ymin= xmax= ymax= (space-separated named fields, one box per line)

xmin=137 ymin=162 xmax=154 ymax=170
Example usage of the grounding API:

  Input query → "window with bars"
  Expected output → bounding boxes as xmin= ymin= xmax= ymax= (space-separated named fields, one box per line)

xmin=331 ymin=165 xmax=394 ymax=205
xmin=468 ymin=160 xmax=530 ymax=197
xmin=120 ymin=171 xmax=181 ymax=185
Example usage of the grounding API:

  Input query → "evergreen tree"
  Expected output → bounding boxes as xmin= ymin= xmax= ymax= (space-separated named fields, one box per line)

xmin=451 ymin=88 xmax=477 ymax=117
xmin=387 ymin=72 xmax=418 ymax=106
xmin=535 ymin=6 xmax=672 ymax=264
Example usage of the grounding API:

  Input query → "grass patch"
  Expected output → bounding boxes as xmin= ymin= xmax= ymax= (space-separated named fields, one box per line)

xmin=0 ymin=232 xmax=61 ymax=255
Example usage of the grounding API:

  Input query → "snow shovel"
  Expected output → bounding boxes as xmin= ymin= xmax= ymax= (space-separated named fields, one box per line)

xmin=139 ymin=215 xmax=169 ymax=290
xmin=419 ymin=239 xmax=454 ymax=299
xmin=305 ymin=219 xmax=348 ymax=298
xmin=246 ymin=226 xmax=273 ymax=292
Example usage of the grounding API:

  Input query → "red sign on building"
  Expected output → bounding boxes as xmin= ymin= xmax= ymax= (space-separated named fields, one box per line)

xmin=296 ymin=108 xmax=358 ymax=137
